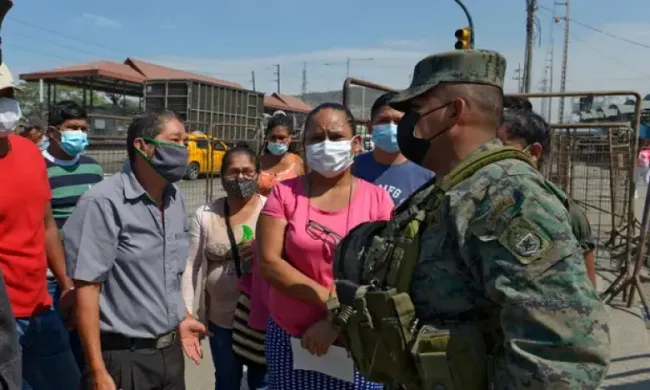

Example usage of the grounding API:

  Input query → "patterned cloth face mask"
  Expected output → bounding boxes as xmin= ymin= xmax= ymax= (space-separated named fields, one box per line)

xmin=222 ymin=177 xmax=258 ymax=199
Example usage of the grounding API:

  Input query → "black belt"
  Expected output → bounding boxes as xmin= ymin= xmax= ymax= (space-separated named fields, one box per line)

xmin=100 ymin=331 xmax=177 ymax=351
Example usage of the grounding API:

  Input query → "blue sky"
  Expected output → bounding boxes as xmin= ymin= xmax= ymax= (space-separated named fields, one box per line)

xmin=5 ymin=0 xmax=650 ymax=115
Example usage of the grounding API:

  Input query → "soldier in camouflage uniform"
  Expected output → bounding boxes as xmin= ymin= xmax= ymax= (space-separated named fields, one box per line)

xmin=390 ymin=50 xmax=611 ymax=388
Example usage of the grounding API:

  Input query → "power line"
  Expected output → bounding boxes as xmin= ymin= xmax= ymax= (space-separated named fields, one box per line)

xmin=10 ymin=31 xmax=107 ymax=60
xmin=7 ymin=17 xmax=130 ymax=55
xmin=569 ymin=32 xmax=650 ymax=78
xmin=536 ymin=5 xmax=650 ymax=84
xmin=6 ymin=43 xmax=75 ymax=63
xmin=538 ymin=4 xmax=650 ymax=50
xmin=7 ymin=18 xmax=251 ymax=79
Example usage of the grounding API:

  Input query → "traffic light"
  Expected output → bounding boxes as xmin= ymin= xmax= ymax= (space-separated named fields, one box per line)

xmin=454 ymin=27 xmax=472 ymax=50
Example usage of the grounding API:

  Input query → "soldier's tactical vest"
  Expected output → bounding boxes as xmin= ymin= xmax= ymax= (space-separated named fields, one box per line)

xmin=331 ymin=147 xmax=534 ymax=390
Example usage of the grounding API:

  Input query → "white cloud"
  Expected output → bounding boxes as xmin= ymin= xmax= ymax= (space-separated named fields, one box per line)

xmin=82 ymin=13 xmax=122 ymax=29
xmin=160 ymin=22 xmax=176 ymax=30
xmin=149 ymin=22 xmax=650 ymax=121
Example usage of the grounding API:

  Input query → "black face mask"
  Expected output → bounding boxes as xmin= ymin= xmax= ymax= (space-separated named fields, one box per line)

xmin=222 ymin=177 xmax=258 ymax=200
xmin=397 ymin=102 xmax=452 ymax=167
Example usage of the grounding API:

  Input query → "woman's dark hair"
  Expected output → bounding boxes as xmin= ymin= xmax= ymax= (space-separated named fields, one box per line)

xmin=503 ymin=96 xmax=533 ymax=112
xmin=304 ymin=102 xmax=356 ymax=137
xmin=502 ymin=108 xmax=552 ymax=161
xmin=370 ymin=92 xmax=399 ymax=119
xmin=266 ymin=115 xmax=293 ymax=136
xmin=220 ymin=145 xmax=260 ymax=177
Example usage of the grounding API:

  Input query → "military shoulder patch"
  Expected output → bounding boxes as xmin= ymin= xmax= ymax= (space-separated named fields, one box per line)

xmin=497 ymin=216 xmax=551 ymax=264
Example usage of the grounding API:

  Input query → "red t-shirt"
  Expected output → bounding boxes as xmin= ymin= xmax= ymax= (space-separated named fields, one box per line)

xmin=0 ymin=135 xmax=52 ymax=317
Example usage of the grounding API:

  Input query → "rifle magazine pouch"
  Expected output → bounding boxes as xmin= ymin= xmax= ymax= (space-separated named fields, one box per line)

xmin=344 ymin=289 xmax=420 ymax=386
xmin=410 ymin=324 xmax=488 ymax=390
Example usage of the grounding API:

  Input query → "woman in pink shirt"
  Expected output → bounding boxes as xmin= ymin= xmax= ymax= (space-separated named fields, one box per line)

xmin=257 ymin=103 xmax=393 ymax=389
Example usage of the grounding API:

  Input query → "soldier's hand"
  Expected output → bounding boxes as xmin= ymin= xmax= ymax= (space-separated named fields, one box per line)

xmin=300 ymin=319 xmax=339 ymax=357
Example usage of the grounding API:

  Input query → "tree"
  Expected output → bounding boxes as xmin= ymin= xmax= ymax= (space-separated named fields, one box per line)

xmin=16 ymin=81 xmax=110 ymax=118
xmin=15 ymin=81 xmax=42 ymax=118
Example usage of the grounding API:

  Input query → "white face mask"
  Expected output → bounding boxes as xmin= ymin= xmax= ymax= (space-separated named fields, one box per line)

xmin=306 ymin=139 xmax=354 ymax=178
xmin=0 ymin=98 xmax=21 ymax=136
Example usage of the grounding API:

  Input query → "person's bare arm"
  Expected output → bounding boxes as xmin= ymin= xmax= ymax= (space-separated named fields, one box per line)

xmin=257 ymin=214 xmax=330 ymax=306
xmin=584 ymin=250 xmax=597 ymax=288
xmin=294 ymin=154 xmax=305 ymax=176
xmin=75 ymin=281 xmax=105 ymax=372
xmin=44 ymin=202 xmax=73 ymax=291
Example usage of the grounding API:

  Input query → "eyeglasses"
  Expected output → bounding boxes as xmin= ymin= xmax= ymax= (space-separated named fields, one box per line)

xmin=223 ymin=170 xmax=257 ymax=181
xmin=306 ymin=220 xmax=342 ymax=249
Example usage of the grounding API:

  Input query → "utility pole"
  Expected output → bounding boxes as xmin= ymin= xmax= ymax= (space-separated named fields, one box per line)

xmin=513 ymin=63 xmax=524 ymax=93
xmin=250 ymin=70 xmax=256 ymax=91
xmin=540 ymin=74 xmax=548 ymax=119
xmin=544 ymin=2 xmax=557 ymax=122
xmin=273 ymin=64 xmax=280 ymax=94
xmin=346 ymin=57 xmax=351 ymax=78
xmin=557 ymin=0 xmax=570 ymax=122
xmin=523 ymin=0 xmax=537 ymax=93
xmin=361 ymin=81 xmax=366 ymax=120
xmin=301 ymin=62 xmax=307 ymax=97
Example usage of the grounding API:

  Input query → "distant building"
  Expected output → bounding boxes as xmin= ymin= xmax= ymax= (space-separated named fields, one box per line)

xmin=577 ymin=98 xmax=650 ymax=126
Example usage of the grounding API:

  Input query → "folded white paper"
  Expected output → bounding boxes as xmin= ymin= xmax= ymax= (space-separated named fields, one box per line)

xmin=290 ymin=338 xmax=355 ymax=383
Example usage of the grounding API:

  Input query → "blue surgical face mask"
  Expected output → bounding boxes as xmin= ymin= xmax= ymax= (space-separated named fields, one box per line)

xmin=59 ymin=129 xmax=89 ymax=157
xmin=371 ymin=123 xmax=399 ymax=153
xmin=267 ymin=141 xmax=288 ymax=156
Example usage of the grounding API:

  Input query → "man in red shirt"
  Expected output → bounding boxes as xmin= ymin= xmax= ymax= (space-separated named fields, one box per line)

xmin=0 ymin=63 xmax=80 ymax=389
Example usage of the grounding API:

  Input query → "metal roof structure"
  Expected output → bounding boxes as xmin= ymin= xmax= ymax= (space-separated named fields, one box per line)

xmin=19 ymin=58 xmax=242 ymax=96
xmin=263 ymin=93 xmax=312 ymax=114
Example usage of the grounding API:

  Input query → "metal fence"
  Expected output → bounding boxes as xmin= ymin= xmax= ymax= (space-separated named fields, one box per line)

xmin=541 ymin=125 xmax=636 ymax=267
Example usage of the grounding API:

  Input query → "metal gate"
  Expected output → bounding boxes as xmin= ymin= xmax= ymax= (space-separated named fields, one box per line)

xmin=342 ymin=78 xmax=649 ymax=315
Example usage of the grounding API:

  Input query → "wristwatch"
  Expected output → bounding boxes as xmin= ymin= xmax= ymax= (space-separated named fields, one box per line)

xmin=326 ymin=286 xmax=340 ymax=313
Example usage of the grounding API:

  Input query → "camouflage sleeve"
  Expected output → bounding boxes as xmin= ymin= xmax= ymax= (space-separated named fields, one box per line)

xmin=470 ymin=176 xmax=610 ymax=389
xmin=567 ymin=199 xmax=596 ymax=252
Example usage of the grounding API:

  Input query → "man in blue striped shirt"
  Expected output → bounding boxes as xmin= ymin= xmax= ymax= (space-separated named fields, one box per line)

xmin=43 ymin=100 xmax=103 ymax=371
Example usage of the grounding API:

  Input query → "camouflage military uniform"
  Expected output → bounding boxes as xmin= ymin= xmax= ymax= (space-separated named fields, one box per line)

xmin=391 ymin=50 xmax=611 ymax=389
xmin=567 ymin=199 xmax=596 ymax=252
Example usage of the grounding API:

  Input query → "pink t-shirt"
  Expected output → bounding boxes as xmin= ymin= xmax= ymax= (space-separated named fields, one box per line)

xmin=261 ymin=176 xmax=393 ymax=336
